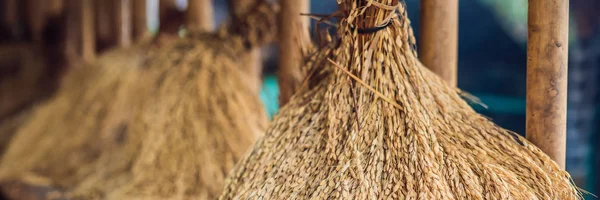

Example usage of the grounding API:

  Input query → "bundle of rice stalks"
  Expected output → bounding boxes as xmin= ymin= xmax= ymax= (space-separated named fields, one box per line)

xmin=67 ymin=2 xmax=277 ymax=199
xmin=0 ymin=44 xmax=154 ymax=195
xmin=0 ymin=1 xmax=164 ymax=198
xmin=0 ymin=44 xmax=57 ymax=155
xmin=219 ymin=0 xmax=581 ymax=199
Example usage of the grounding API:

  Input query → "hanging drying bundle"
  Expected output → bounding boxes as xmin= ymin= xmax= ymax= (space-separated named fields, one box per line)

xmin=0 ymin=45 xmax=154 ymax=197
xmin=68 ymin=2 xmax=277 ymax=199
xmin=219 ymin=0 xmax=581 ymax=199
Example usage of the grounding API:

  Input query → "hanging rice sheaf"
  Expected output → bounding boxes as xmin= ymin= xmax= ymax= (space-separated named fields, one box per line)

xmin=68 ymin=2 xmax=277 ymax=199
xmin=0 ymin=44 xmax=154 ymax=196
xmin=219 ymin=0 xmax=581 ymax=199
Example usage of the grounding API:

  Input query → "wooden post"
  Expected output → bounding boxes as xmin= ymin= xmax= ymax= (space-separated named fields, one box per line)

xmin=3 ymin=0 xmax=18 ymax=37
xmin=159 ymin=0 xmax=178 ymax=20
xmin=81 ymin=0 xmax=95 ymax=61
xmin=277 ymin=0 xmax=310 ymax=106
xmin=133 ymin=0 xmax=147 ymax=40
xmin=65 ymin=0 xmax=81 ymax=61
xmin=419 ymin=0 xmax=459 ymax=86
xmin=186 ymin=0 xmax=214 ymax=32
xmin=115 ymin=0 xmax=133 ymax=47
xmin=526 ymin=0 xmax=569 ymax=168
xmin=158 ymin=0 xmax=182 ymax=34
xmin=27 ymin=0 xmax=47 ymax=43
xmin=96 ymin=0 xmax=117 ymax=50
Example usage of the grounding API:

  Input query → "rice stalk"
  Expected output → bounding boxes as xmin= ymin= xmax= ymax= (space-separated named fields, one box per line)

xmin=219 ymin=0 xmax=581 ymax=199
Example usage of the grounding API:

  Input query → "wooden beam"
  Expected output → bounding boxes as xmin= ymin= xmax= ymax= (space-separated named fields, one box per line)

xmin=526 ymin=0 xmax=569 ymax=168
xmin=186 ymin=0 xmax=214 ymax=32
xmin=419 ymin=0 xmax=459 ymax=86
xmin=277 ymin=0 xmax=310 ymax=106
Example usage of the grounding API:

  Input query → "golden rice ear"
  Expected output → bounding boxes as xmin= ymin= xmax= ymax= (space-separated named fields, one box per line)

xmin=218 ymin=0 xmax=581 ymax=199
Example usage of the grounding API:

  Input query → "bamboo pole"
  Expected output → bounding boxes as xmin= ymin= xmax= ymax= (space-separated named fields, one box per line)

xmin=115 ymin=0 xmax=133 ymax=47
xmin=419 ymin=0 xmax=459 ymax=86
xmin=82 ymin=0 xmax=95 ymax=61
xmin=133 ymin=0 xmax=147 ymax=40
xmin=186 ymin=0 xmax=214 ymax=32
xmin=277 ymin=0 xmax=310 ymax=106
xmin=526 ymin=0 xmax=569 ymax=168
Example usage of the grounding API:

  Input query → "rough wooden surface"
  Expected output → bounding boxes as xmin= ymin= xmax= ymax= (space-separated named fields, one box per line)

xmin=187 ymin=0 xmax=214 ymax=32
xmin=526 ymin=0 xmax=569 ymax=168
xmin=277 ymin=0 xmax=310 ymax=107
xmin=419 ymin=0 xmax=459 ymax=86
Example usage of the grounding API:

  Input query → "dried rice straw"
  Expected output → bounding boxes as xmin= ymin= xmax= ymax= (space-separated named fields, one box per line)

xmin=0 ymin=1 xmax=163 ymax=198
xmin=219 ymin=0 xmax=581 ymax=199
xmin=68 ymin=1 xmax=277 ymax=199
xmin=0 ymin=44 xmax=157 ymax=200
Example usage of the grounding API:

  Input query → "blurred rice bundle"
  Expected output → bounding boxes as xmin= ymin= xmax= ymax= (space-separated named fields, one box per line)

xmin=0 ymin=45 xmax=153 ymax=194
xmin=68 ymin=1 xmax=276 ymax=199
